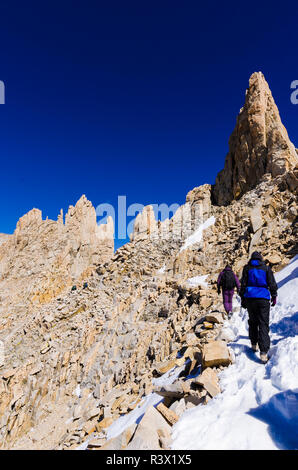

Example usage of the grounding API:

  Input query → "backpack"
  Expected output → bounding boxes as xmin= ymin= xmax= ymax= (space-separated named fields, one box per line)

xmin=221 ymin=270 xmax=236 ymax=290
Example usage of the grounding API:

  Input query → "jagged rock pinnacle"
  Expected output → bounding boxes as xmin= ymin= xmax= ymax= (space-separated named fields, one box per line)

xmin=212 ymin=71 xmax=298 ymax=205
xmin=0 ymin=195 xmax=114 ymax=306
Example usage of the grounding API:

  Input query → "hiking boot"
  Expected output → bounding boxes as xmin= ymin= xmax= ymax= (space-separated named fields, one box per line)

xmin=251 ymin=344 xmax=259 ymax=352
xmin=227 ymin=311 xmax=233 ymax=320
xmin=260 ymin=352 xmax=268 ymax=363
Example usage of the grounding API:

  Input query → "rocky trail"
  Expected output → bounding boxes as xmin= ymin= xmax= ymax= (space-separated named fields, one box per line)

xmin=172 ymin=256 xmax=298 ymax=450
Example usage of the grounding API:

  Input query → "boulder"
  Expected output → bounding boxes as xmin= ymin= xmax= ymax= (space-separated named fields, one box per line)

xmin=126 ymin=406 xmax=171 ymax=450
xmin=96 ymin=423 xmax=137 ymax=450
xmin=249 ymin=228 xmax=263 ymax=254
xmin=154 ymin=358 xmax=177 ymax=375
xmin=250 ymin=206 xmax=263 ymax=233
xmin=157 ymin=428 xmax=172 ymax=449
xmin=266 ymin=253 xmax=281 ymax=265
xmin=193 ymin=367 xmax=221 ymax=397
xmin=202 ymin=340 xmax=232 ymax=368
xmin=200 ymin=297 xmax=213 ymax=309
xmin=169 ymin=398 xmax=186 ymax=417
xmin=154 ymin=380 xmax=190 ymax=399
xmin=185 ymin=332 xmax=199 ymax=346
xmin=156 ymin=402 xmax=179 ymax=425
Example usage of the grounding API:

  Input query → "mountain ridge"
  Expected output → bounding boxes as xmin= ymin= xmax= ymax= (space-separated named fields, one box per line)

xmin=0 ymin=72 xmax=297 ymax=450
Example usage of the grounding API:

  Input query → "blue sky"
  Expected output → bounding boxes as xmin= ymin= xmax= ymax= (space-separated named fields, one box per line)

xmin=0 ymin=1 xmax=297 ymax=249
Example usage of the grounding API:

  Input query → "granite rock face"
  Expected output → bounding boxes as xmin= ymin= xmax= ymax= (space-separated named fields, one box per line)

xmin=212 ymin=72 xmax=298 ymax=206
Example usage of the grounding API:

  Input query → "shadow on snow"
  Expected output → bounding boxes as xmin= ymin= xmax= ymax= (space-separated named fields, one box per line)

xmin=270 ymin=311 xmax=298 ymax=340
xmin=247 ymin=390 xmax=298 ymax=450
xmin=229 ymin=337 xmax=264 ymax=364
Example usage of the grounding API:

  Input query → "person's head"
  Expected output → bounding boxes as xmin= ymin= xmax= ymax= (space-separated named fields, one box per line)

xmin=225 ymin=264 xmax=232 ymax=270
xmin=250 ymin=251 xmax=263 ymax=261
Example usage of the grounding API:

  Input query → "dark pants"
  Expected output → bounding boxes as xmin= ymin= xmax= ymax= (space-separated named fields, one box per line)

xmin=246 ymin=298 xmax=270 ymax=353
xmin=222 ymin=289 xmax=234 ymax=314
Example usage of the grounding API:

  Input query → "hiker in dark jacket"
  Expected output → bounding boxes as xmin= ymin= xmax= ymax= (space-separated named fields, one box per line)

xmin=240 ymin=251 xmax=278 ymax=363
xmin=217 ymin=265 xmax=240 ymax=319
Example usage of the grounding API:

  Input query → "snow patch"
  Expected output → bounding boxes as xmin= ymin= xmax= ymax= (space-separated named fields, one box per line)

xmin=186 ymin=275 xmax=209 ymax=288
xmin=180 ymin=216 xmax=215 ymax=252
xmin=157 ymin=265 xmax=166 ymax=274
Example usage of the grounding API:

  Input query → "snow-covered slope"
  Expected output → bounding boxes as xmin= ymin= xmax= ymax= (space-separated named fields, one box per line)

xmin=171 ymin=256 xmax=298 ymax=450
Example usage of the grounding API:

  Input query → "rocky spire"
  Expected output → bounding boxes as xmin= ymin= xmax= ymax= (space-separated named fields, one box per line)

xmin=212 ymin=72 xmax=298 ymax=205
xmin=0 ymin=195 xmax=114 ymax=305
xmin=130 ymin=205 xmax=158 ymax=241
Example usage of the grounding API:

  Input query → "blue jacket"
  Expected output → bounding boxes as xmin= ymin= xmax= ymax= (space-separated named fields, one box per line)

xmin=240 ymin=259 xmax=278 ymax=300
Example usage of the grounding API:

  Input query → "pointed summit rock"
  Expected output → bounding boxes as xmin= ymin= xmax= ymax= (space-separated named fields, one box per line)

xmin=130 ymin=205 xmax=158 ymax=241
xmin=212 ymin=72 xmax=298 ymax=205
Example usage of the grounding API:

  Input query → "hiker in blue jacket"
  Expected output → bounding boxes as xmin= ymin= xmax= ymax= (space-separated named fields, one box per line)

xmin=240 ymin=251 xmax=278 ymax=363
